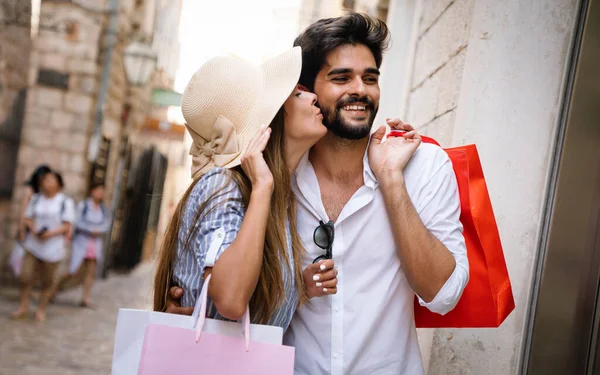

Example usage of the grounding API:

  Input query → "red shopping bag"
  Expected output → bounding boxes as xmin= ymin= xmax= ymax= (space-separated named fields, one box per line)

xmin=390 ymin=131 xmax=515 ymax=328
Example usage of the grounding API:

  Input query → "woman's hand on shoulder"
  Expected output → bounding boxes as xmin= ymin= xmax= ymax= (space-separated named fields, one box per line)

xmin=303 ymin=259 xmax=338 ymax=298
xmin=241 ymin=125 xmax=273 ymax=193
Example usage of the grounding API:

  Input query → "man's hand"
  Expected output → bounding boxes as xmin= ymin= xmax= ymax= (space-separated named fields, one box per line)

xmin=303 ymin=259 xmax=338 ymax=298
xmin=385 ymin=118 xmax=415 ymax=132
xmin=369 ymin=121 xmax=421 ymax=181
xmin=165 ymin=286 xmax=193 ymax=315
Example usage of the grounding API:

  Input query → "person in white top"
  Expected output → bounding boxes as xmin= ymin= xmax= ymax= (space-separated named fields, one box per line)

xmin=11 ymin=170 xmax=75 ymax=321
xmin=51 ymin=182 xmax=110 ymax=308
xmin=166 ymin=13 xmax=469 ymax=374
xmin=281 ymin=13 xmax=469 ymax=374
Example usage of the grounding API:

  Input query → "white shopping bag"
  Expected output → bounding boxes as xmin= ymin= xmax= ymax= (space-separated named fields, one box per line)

xmin=111 ymin=298 xmax=284 ymax=374
xmin=9 ymin=242 xmax=25 ymax=277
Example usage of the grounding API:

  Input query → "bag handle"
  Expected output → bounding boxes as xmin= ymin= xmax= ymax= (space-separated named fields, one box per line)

xmin=387 ymin=130 xmax=441 ymax=146
xmin=193 ymin=273 xmax=251 ymax=352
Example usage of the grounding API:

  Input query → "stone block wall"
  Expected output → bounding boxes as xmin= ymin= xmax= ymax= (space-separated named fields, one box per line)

xmin=392 ymin=0 xmax=580 ymax=373
xmin=405 ymin=0 xmax=475 ymax=146
xmin=0 ymin=0 xmax=34 ymax=261
xmin=1 ymin=0 xmax=155 ymax=274
xmin=13 ymin=1 xmax=104 ymax=206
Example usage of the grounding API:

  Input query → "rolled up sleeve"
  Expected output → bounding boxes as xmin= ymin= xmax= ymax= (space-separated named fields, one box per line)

xmin=416 ymin=156 xmax=469 ymax=315
xmin=174 ymin=169 xmax=246 ymax=308
xmin=191 ymin=174 xmax=245 ymax=272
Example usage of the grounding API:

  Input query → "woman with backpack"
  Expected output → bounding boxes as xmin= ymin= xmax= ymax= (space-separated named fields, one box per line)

xmin=51 ymin=182 xmax=110 ymax=307
xmin=10 ymin=165 xmax=51 ymax=277
xmin=11 ymin=169 xmax=75 ymax=321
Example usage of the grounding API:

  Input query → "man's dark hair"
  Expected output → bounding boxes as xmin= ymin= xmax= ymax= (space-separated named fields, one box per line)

xmin=293 ymin=12 xmax=391 ymax=90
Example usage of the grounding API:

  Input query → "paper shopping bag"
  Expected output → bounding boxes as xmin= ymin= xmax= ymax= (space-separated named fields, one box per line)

xmin=138 ymin=323 xmax=295 ymax=374
xmin=112 ymin=279 xmax=286 ymax=374
xmin=9 ymin=241 xmax=25 ymax=277
xmin=390 ymin=131 xmax=515 ymax=328
xmin=134 ymin=274 xmax=295 ymax=374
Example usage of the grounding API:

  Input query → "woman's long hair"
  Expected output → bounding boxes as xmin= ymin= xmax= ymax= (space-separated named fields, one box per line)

xmin=153 ymin=109 xmax=308 ymax=324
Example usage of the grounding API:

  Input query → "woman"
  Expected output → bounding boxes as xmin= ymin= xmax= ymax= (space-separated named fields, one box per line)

xmin=10 ymin=165 xmax=51 ymax=277
xmin=11 ymin=169 xmax=75 ymax=321
xmin=153 ymin=47 xmax=337 ymax=329
xmin=51 ymin=182 xmax=110 ymax=307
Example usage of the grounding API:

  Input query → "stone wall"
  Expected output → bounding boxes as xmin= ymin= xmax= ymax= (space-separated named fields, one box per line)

xmin=388 ymin=0 xmax=579 ymax=373
xmin=0 ymin=0 xmax=155 ymax=275
xmin=12 ymin=1 xmax=103 ymax=206
xmin=405 ymin=0 xmax=475 ymax=145
xmin=0 ymin=0 xmax=34 ymax=264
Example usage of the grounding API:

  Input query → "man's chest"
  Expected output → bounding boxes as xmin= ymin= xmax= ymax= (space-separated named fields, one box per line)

xmin=317 ymin=177 xmax=363 ymax=222
xmin=295 ymin=192 xmax=399 ymax=268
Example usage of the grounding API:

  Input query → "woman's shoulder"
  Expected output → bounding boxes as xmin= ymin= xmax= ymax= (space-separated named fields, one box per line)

xmin=189 ymin=167 xmax=243 ymax=202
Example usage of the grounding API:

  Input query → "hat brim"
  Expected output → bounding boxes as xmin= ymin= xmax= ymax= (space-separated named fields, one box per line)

xmin=221 ymin=47 xmax=302 ymax=169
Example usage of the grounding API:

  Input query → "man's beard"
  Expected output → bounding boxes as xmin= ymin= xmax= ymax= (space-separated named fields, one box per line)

xmin=320 ymin=97 xmax=378 ymax=140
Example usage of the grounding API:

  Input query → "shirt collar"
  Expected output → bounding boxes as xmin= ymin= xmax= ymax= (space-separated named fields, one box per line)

xmin=362 ymin=138 xmax=378 ymax=189
xmin=294 ymin=142 xmax=379 ymax=191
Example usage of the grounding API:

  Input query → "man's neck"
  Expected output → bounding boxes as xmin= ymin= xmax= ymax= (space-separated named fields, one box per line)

xmin=309 ymin=132 xmax=368 ymax=183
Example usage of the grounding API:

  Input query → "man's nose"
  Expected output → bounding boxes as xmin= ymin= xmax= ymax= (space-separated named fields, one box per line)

xmin=347 ymin=78 xmax=366 ymax=97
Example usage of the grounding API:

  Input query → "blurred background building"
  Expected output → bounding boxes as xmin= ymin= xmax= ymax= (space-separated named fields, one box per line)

xmin=1 ymin=1 xmax=599 ymax=374
xmin=0 ymin=0 xmax=185 ymax=279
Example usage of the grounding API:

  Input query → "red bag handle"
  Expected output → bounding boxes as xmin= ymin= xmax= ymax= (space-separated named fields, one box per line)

xmin=387 ymin=130 xmax=440 ymax=147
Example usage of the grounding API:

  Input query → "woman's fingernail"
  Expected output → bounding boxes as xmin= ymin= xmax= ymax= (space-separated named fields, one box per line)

xmin=319 ymin=264 xmax=326 ymax=271
xmin=323 ymin=288 xmax=328 ymax=292
xmin=313 ymin=275 xmax=320 ymax=281
xmin=316 ymin=282 xmax=322 ymax=287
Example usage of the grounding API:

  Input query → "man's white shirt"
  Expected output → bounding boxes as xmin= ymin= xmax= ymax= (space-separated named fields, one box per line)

xmin=285 ymin=143 xmax=469 ymax=375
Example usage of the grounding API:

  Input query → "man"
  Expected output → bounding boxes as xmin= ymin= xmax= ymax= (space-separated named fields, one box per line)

xmin=168 ymin=13 xmax=468 ymax=374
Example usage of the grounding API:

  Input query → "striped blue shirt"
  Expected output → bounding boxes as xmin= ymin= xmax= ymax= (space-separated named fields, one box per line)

xmin=172 ymin=167 xmax=298 ymax=330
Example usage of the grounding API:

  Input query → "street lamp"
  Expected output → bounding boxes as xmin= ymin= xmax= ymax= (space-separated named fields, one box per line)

xmin=123 ymin=40 xmax=157 ymax=86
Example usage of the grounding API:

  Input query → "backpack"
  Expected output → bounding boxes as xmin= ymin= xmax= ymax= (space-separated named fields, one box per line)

xmin=81 ymin=199 xmax=107 ymax=223
xmin=30 ymin=193 xmax=68 ymax=219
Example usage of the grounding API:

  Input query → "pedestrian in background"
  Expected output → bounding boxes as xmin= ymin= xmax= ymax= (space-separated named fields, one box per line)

xmin=10 ymin=169 xmax=75 ymax=321
xmin=51 ymin=182 xmax=110 ymax=308
xmin=9 ymin=165 xmax=51 ymax=276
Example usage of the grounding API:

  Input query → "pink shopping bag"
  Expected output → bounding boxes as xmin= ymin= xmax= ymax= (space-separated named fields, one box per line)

xmin=137 ymin=274 xmax=295 ymax=374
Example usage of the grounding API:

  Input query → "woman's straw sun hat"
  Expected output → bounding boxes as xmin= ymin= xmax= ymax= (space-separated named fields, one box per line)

xmin=181 ymin=46 xmax=302 ymax=178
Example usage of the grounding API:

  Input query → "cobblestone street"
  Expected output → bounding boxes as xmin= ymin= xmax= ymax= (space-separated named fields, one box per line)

xmin=0 ymin=262 xmax=155 ymax=375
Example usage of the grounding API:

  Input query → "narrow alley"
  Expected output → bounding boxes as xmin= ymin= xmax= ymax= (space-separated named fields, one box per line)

xmin=0 ymin=263 xmax=154 ymax=375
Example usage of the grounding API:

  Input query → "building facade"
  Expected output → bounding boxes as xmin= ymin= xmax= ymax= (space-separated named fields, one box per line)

xmin=0 ymin=0 xmax=37 ymax=263
xmin=0 ymin=0 xmax=182 ymax=279
xmin=379 ymin=0 xmax=592 ymax=374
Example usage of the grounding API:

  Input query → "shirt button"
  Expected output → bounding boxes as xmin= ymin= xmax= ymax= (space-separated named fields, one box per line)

xmin=335 ymin=307 xmax=340 ymax=312
xmin=333 ymin=353 xmax=339 ymax=359
xmin=217 ymin=232 xmax=223 ymax=238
